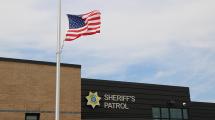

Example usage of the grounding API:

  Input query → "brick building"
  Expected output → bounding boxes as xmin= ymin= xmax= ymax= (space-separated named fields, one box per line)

xmin=0 ymin=57 xmax=215 ymax=120
xmin=0 ymin=57 xmax=81 ymax=120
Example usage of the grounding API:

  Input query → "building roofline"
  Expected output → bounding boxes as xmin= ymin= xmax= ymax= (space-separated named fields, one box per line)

xmin=82 ymin=78 xmax=189 ymax=89
xmin=191 ymin=101 xmax=215 ymax=104
xmin=0 ymin=57 xmax=81 ymax=68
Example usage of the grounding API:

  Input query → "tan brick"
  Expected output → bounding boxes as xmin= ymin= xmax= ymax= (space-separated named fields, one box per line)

xmin=0 ymin=60 xmax=81 ymax=120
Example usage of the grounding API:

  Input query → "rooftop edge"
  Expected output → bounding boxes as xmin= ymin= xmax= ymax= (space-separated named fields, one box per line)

xmin=0 ymin=57 xmax=81 ymax=68
xmin=81 ymin=78 xmax=189 ymax=89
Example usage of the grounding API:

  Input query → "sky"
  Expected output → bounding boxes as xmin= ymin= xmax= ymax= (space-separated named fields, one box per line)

xmin=0 ymin=0 xmax=215 ymax=102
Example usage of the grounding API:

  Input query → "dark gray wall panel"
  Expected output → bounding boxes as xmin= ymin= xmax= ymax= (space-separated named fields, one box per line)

xmin=81 ymin=78 xmax=190 ymax=119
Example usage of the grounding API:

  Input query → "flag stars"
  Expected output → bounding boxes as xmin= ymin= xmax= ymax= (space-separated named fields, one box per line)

xmin=68 ymin=15 xmax=85 ymax=29
xmin=65 ymin=10 xmax=101 ymax=41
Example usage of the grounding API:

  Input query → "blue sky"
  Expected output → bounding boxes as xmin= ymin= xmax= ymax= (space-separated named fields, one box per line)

xmin=0 ymin=0 xmax=215 ymax=102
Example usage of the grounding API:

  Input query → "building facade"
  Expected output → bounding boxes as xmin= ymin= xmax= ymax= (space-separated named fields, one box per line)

xmin=0 ymin=57 xmax=81 ymax=120
xmin=0 ymin=57 xmax=215 ymax=120
xmin=82 ymin=78 xmax=190 ymax=120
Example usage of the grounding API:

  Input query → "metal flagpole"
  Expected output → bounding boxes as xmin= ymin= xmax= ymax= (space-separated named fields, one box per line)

xmin=55 ymin=0 xmax=61 ymax=119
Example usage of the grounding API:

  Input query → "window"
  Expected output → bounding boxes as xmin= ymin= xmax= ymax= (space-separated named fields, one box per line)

xmin=25 ymin=113 xmax=40 ymax=120
xmin=161 ymin=108 xmax=169 ymax=119
xmin=183 ymin=109 xmax=188 ymax=119
xmin=170 ymin=108 xmax=182 ymax=119
xmin=152 ymin=107 xmax=160 ymax=118
xmin=152 ymin=107 xmax=188 ymax=120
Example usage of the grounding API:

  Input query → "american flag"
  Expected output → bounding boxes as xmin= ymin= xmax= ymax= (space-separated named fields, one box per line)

xmin=65 ymin=10 xmax=101 ymax=41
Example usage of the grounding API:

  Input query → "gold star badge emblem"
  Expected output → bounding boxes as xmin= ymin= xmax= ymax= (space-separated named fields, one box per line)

xmin=86 ymin=91 xmax=101 ymax=109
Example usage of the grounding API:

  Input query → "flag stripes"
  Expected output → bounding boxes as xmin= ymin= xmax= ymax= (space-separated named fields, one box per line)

xmin=65 ymin=10 xmax=101 ymax=41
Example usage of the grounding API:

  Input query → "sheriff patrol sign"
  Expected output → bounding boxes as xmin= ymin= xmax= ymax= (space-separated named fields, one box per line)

xmin=86 ymin=91 xmax=135 ymax=110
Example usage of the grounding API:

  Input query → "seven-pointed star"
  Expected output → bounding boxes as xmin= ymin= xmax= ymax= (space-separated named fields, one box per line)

xmin=86 ymin=92 xmax=101 ymax=109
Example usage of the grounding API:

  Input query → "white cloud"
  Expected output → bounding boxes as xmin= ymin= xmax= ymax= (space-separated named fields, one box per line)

xmin=0 ymin=0 xmax=215 ymax=102
xmin=0 ymin=0 xmax=56 ymax=56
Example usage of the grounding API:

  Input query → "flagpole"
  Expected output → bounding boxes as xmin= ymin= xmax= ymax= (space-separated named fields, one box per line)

xmin=55 ymin=0 xmax=61 ymax=119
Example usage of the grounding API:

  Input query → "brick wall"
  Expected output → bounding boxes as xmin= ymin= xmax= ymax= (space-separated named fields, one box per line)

xmin=0 ymin=59 xmax=81 ymax=120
